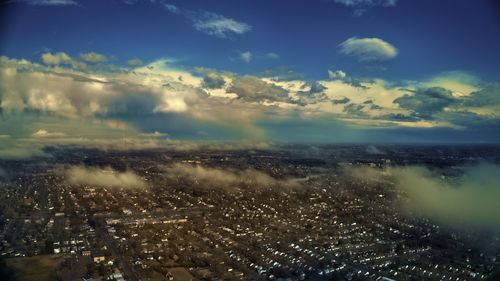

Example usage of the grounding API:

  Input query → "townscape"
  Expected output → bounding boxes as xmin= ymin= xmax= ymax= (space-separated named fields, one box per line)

xmin=1 ymin=145 xmax=499 ymax=281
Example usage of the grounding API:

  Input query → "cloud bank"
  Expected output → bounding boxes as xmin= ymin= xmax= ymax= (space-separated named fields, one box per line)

xmin=1 ymin=54 xmax=500 ymax=159
xmin=346 ymin=163 xmax=500 ymax=228
xmin=65 ymin=166 xmax=146 ymax=189
xmin=163 ymin=163 xmax=302 ymax=191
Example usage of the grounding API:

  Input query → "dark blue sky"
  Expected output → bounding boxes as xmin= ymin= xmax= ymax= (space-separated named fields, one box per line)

xmin=2 ymin=0 xmax=500 ymax=80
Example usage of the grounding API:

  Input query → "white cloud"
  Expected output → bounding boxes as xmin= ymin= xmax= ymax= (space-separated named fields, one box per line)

xmin=41 ymin=52 xmax=73 ymax=65
xmin=194 ymin=13 xmax=251 ymax=38
xmin=339 ymin=37 xmax=398 ymax=62
xmin=140 ymin=131 xmax=168 ymax=137
xmin=163 ymin=3 xmax=251 ymax=38
xmin=239 ymin=51 xmax=252 ymax=63
xmin=32 ymin=129 xmax=66 ymax=138
xmin=334 ymin=0 xmax=397 ymax=16
xmin=40 ymin=52 xmax=88 ymax=70
xmin=80 ymin=52 xmax=107 ymax=63
xmin=328 ymin=69 xmax=347 ymax=80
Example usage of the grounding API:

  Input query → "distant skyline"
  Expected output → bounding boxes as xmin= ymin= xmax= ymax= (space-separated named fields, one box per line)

xmin=1 ymin=0 xmax=500 ymax=157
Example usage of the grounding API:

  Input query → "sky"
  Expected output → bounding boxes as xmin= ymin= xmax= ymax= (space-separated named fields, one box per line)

xmin=1 ymin=0 xmax=500 ymax=157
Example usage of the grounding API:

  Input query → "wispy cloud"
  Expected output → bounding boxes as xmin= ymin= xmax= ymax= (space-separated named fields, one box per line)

xmin=265 ymin=52 xmax=280 ymax=59
xmin=17 ymin=0 xmax=78 ymax=6
xmin=239 ymin=51 xmax=252 ymax=63
xmin=162 ymin=3 xmax=251 ymax=38
xmin=339 ymin=37 xmax=398 ymax=62
xmin=333 ymin=0 xmax=397 ymax=16
xmin=163 ymin=163 xmax=302 ymax=192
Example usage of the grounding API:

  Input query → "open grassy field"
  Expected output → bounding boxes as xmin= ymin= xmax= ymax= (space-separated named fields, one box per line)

xmin=4 ymin=255 xmax=62 ymax=281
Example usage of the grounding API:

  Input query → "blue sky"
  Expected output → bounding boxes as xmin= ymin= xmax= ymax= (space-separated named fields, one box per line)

xmin=3 ymin=0 xmax=500 ymax=80
xmin=1 ymin=0 xmax=500 ymax=157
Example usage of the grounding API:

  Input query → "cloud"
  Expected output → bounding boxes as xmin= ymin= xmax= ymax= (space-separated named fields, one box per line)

xmin=127 ymin=58 xmax=144 ymax=67
xmin=32 ymin=129 xmax=66 ymax=138
xmin=333 ymin=0 xmax=397 ymax=16
xmin=163 ymin=163 xmax=302 ymax=192
xmin=201 ymin=72 xmax=226 ymax=89
xmin=332 ymin=97 xmax=350 ymax=104
xmin=305 ymin=81 xmax=327 ymax=94
xmin=227 ymin=76 xmax=289 ymax=102
xmin=265 ymin=52 xmax=280 ymax=59
xmin=163 ymin=3 xmax=251 ymax=38
xmin=65 ymin=166 xmax=147 ymax=189
xmin=294 ymin=81 xmax=328 ymax=104
xmin=259 ymin=67 xmax=304 ymax=82
xmin=423 ymin=71 xmax=480 ymax=97
xmin=139 ymin=131 xmax=168 ymax=137
xmin=462 ymin=84 xmax=500 ymax=108
xmin=80 ymin=52 xmax=107 ymax=63
xmin=393 ymin=164 xmax=500 ymax=228
xmin=193 ymin=13 xmax=252 ymax=38
xmin=2 ymin=53 xmax=500 ymax=157
xmin=41 ymin=52 xmax=73 ymax=65
xmin=18 ymin=0 xmax=78 ymax=6
xmin=339 ymin=37 xmax=398 ymax=62
xmin=328 ymin=69 xmax=369 ymax=88
xmin=40 ymin=52 xmax=88 ymax=70
xmin=393 ymin=87 xmax=456 ymax=118
xmin=366 ymin=145 xmax=384 ymax=154
xmin=328 ymin=69 xmax=347 ymax=80
xmin=343 ymin=103 xmax=365 ymax=115
xmin=346 ymin=163 xmax=500 ymax=228
xmin=239 ymin=51 xmax=252 ymax=63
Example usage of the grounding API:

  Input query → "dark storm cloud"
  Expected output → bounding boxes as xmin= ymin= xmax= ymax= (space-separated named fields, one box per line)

xmin=332 ymin=97 xmax=351 ymax=104
xmin=201 ymin=73 xmax=226 ymax=89
xmin=306 ymin=81 xmax=327 ymax=94
xmin=227 ymin=76 xmax=289 ymax=102
xmin=296 ymin=81 xmax=327 ymax=100
xmin=381 ymin=113 xmax=419 ymax=122
xmin=393 ymin=87 xmax=456 ymax=118
xmin=461 ymin=84 xmax=500 ymax=107
xmin=343 ymin=103 xmax=365 ymax=115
